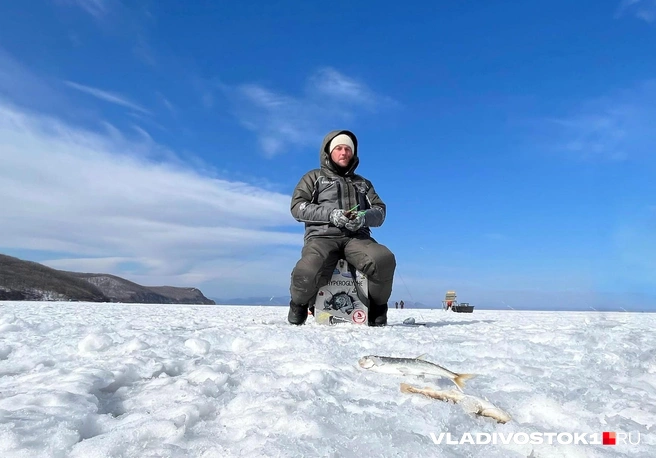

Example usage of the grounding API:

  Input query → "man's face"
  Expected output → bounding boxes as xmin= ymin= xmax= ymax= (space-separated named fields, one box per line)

xmin=330 ymin=145 xmax=353 ymax=167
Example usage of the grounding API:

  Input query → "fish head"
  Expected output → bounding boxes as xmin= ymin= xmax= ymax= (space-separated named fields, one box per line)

xmin=358 ymin=355 xmax=381 ymax=369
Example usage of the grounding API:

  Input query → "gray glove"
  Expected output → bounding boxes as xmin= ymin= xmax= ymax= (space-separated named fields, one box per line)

xmin=330 ymin=209 xmax=350 ymax=228
xmin=345 ymin=211 xmax=366 ymax=231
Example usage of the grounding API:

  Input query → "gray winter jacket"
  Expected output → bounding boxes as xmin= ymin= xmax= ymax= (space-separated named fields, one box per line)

xmin=290 ymin=130 xmax=386 ymax=241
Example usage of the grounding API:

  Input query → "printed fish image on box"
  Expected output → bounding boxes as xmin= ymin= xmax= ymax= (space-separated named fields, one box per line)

xmin=313 ymin=259 xmax=368 ymax=325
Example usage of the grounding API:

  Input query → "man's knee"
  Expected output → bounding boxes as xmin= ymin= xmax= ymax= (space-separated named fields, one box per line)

xmin=373 ymin=245 xmax=396 ymax=280
xmin=290 ymin=252 xmax=334 ymax=304
xmin=345 ymin=242 xmax=395 ymax=281
xmin=376 ymin=245 xmax=396 ymax=271
xmin=292 ymin=253 xmax=323 ymax=286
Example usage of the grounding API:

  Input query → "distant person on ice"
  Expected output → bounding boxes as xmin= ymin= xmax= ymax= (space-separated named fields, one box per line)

xmin=287 ymin=130 xmax=396 ymax=326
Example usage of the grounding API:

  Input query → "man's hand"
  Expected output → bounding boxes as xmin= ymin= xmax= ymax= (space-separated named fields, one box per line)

xmin=330 ymin=209 xmax=350 ymax=228
xmin=343 ymin=204 xmax=360 ymax=220
xmin=345 ymin=211 xmax=366 ymax=231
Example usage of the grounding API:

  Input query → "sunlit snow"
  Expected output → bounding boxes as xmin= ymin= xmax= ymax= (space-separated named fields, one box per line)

xmin=0 ymin=302 xmax=654 ymax=457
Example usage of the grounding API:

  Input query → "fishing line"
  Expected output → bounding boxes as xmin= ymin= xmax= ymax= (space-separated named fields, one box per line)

xmin=396 ymin=269 xmax=415 ymax=303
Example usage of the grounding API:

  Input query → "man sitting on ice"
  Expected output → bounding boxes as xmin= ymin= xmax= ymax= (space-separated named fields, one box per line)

xmin=287 ymin=129 xmax=396 ymax=326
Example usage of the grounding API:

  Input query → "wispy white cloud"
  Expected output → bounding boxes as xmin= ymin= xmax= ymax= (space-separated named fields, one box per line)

xmin=44 ymin=256 xmax=134 ymax=274
xmin=156 ymin=92 xmax=176 ymax=116
xmin=55 ymin=0 xmax=113 ymax=19
xmin=0 ymin=99 xmax=302 ymax=297
xmin=55 ymin=0 xmax=159 ymax=74
xmin=616 ymin=0 xmax=656 ymax=23
xmin=127 ymin=111 xmax=166 ymax=132
xmin=220 ymin=67 xmax=398 ymax=157
xmin=307 ymin=68 xmax=391 ymax=106
xmin=64 ymin=80 xmax=151 ymax=114
xmin=0 ymin=48 xmax=66 ymax=113
xmin=540 ymin=80 xmax=656 ymax=162
xmin=131 ymin=124 xmax=153 ymax=142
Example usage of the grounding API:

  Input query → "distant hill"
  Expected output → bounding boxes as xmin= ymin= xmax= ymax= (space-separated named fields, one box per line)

xmin=149 ymin=286 xmax=214 ymax=305
xmin=0 ymin=254 xmax=107 ymax=302
xmin=0 ymin=254 xmax=214 ymax=305
xmin=66 ymin=273 xmax=215 ymax=305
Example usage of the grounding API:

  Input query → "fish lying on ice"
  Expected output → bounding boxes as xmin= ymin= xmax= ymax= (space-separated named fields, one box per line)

xmin=400 ymin=383 xmax=512 ymax=423
xmin=358 ymin=355 xmax=476 ymax=391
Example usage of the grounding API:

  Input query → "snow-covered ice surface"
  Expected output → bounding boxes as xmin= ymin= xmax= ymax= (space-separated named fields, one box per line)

xmin=0 ymin=302 xmax=654 ymax=457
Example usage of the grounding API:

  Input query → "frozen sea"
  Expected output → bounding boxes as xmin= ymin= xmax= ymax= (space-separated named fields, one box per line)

xmin=0 ymin=302 xmax=654 ymax=457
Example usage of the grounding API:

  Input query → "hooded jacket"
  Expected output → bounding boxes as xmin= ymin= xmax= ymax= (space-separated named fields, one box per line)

xmin=290 ymin=130 xmax=386 ymax=240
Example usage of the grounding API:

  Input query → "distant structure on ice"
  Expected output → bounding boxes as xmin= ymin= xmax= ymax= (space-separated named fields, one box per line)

xmin=442 ymin=290 xmax=475 ymax=313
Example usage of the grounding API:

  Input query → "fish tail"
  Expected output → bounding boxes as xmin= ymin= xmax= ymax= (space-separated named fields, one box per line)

xmin=453 ymin=373 xmax=476 ymax=391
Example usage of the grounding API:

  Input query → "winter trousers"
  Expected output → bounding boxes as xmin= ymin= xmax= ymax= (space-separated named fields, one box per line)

xmin=290 ymin=236 xmax=396 ymax=306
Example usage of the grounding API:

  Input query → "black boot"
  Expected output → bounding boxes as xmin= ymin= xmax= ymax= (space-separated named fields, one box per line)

xmin=368 ymin=303 xmax=388 ymax=327
xmin=288 ymin=301 xmax=309 ymax=325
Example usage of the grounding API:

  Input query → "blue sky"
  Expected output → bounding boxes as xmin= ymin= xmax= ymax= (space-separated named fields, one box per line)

xmin=1 ymin=0 xmax=655 ymax=310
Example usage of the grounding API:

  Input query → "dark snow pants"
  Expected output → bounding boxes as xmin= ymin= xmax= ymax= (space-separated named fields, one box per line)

xmin=290 ymin=236 xmax=396 ymax=306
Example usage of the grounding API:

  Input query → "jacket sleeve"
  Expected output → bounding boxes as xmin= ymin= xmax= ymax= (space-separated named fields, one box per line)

xmin=364 ymin=180 xmax=386 ymax=227
xmin=290 ymin=171 xmax=333 ymax=223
